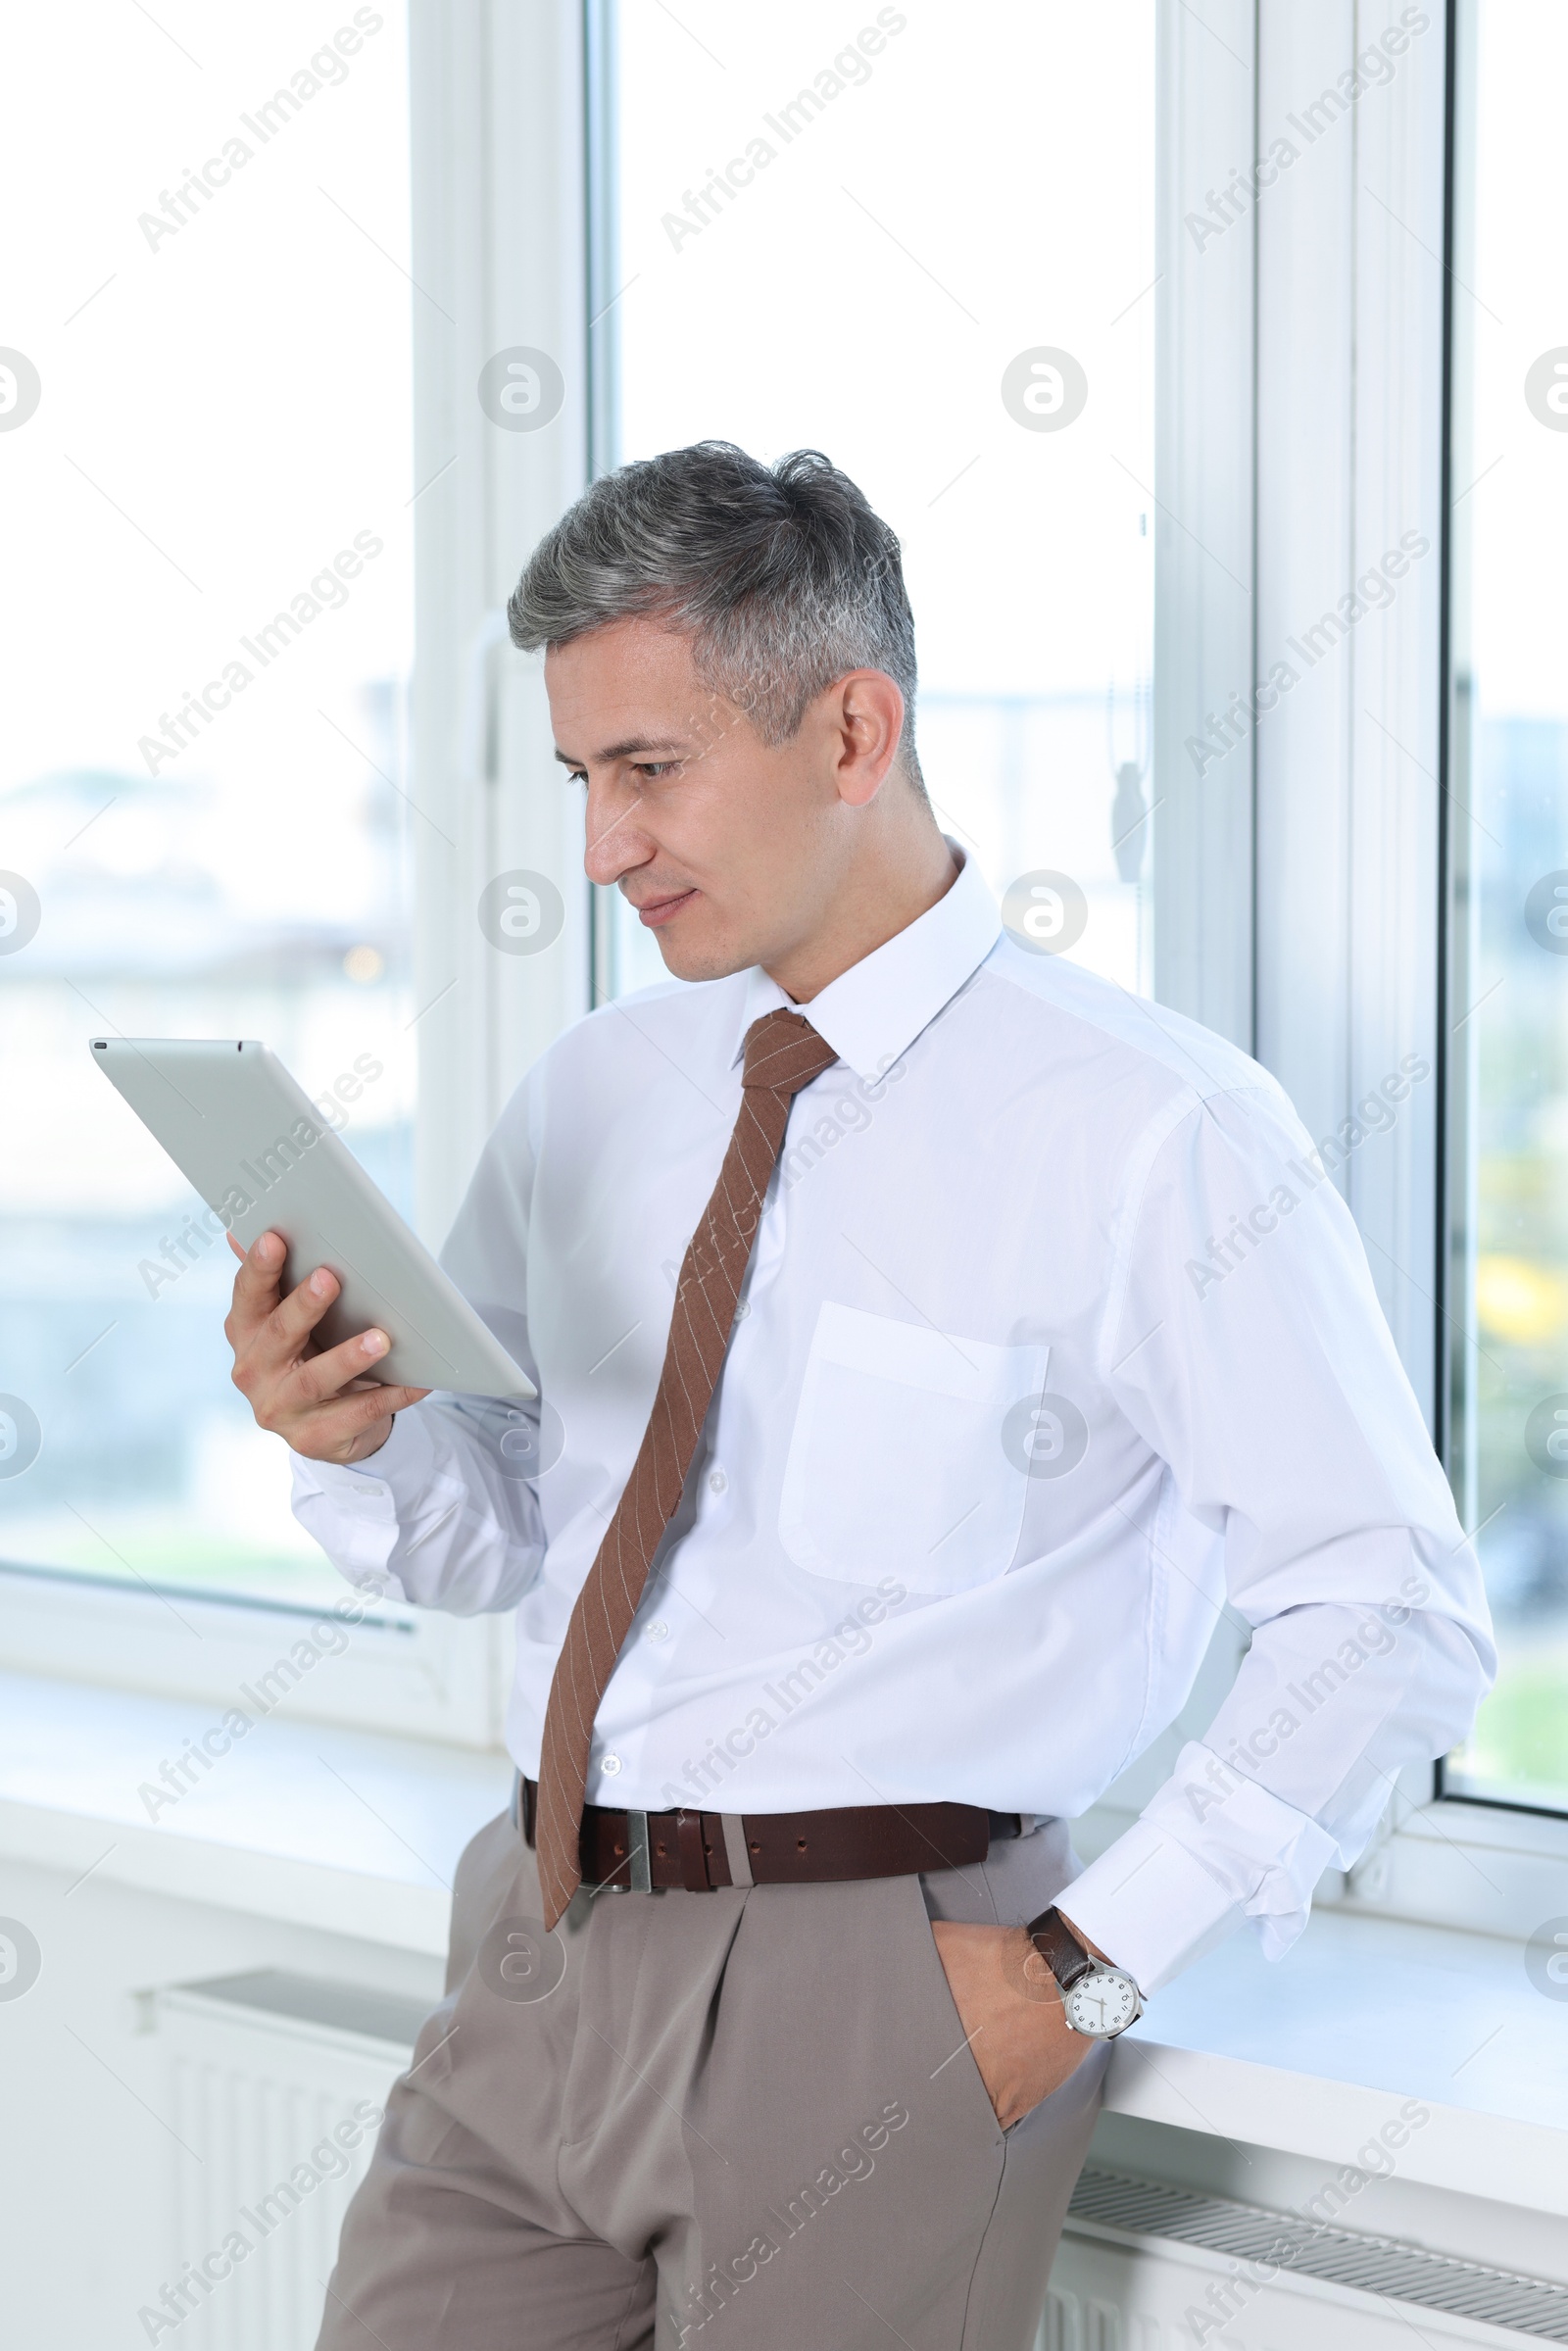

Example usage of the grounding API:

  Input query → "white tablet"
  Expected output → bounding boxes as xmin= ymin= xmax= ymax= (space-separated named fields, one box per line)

xmin=92 ymin=1038 xmax=535 ymax=1400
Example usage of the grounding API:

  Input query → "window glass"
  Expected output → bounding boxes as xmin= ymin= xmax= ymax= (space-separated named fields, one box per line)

xmin=600 ymin=0 xmax=1154 ymax=1004
xmin=1444 ymin=0 xmax=1568 ymax=1809
xmin=0 ymin=4 xmax=414 ymax=1609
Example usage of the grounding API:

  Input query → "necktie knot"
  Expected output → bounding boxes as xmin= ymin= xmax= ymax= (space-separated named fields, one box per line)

xmin=742 ymin=1006 xmax=838 ymax=1098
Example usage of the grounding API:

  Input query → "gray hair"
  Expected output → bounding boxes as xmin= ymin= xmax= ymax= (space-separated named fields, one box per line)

xmin=508 ymin=442 xmax=923 ymax=784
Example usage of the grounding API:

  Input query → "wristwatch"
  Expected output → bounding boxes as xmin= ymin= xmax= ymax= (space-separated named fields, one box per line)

xmin=1025 ymin=1906 xmax=1143 ymax=2039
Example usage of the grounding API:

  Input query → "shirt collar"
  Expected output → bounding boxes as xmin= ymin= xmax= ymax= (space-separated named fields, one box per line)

xmin=729 ymin=841 xmax=1001 ymax=1084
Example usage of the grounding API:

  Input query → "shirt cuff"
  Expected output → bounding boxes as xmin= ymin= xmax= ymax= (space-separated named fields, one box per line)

xmin=1061 ymin=1737 xmax=1346 ymax=1995
xmin=289 ymin=1404 xmax=437 ymax=1508
xmin=1057 ymin=1818 xmax=1241 ymax=1996
xmin=288 ymin=1407 xmax=438 ymax=1602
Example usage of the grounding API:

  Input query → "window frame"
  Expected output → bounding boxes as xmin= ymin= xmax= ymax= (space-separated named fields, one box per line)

xmin=1430 ymin=0 xmax=1565 ymax=1836
xmin=1151 ymin=0 xmax=1257 ymax=1045
xmin=0 ymin=1559 xmax=510 ymax=1748
xmin=0 ymin=0 xmax=598 ymax=1748
xmin=1084 ymin=0 xmax=1568 ymax=1923
xmin=1249 ymin=0 xmax=1568 ymax=1923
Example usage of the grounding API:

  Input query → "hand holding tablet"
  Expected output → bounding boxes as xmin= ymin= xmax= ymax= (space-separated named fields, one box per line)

xmin=92 ymin=1037 xmax=535 ymax=1465
xmin=223 ymin=1227 xmax=432 ymax=1465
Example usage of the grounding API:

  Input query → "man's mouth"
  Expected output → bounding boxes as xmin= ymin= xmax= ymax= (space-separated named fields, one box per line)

xmin=629 ymin=886 xmax=699 ymax=929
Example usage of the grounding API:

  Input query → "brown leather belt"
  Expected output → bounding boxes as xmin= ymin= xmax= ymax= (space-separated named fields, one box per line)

xmin=516 ymin=1775 xmax=1029 ymax=1893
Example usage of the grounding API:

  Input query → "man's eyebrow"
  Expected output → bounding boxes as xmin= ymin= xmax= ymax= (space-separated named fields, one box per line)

xmin=553 ymin=737 xmax=686 ymax=766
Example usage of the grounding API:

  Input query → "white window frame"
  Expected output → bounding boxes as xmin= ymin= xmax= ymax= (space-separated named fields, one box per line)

xmin=1152 ymin=0 xmax=1257 ymax=1045
xmin=0 ymin=0 xmax=597 ymax=1750
xmin=1090 ymin=0 xmax=1568 ymax=1929
xmin=1240 ymin=0 xmax=1568 ymax=1930
xmin=406 ymin=0 xmax=596 ymax=1244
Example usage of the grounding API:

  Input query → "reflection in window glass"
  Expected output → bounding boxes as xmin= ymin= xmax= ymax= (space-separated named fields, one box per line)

xmin=0 ymin=6 xmax=415 ymax=1608
xmin=601 ymin=0 xmax=1154 ymax=1004
xmin=1445 ymin=0 xmax=1568 ymax=1808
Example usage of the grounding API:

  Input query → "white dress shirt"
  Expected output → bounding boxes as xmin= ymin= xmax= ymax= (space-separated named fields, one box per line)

xmin=291 ymin=847 xmax=1494 ymax=1994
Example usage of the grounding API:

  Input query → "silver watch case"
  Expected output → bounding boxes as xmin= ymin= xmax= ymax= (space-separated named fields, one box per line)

xmin=1061 ymin=1962 xmax=1143 ymax=2039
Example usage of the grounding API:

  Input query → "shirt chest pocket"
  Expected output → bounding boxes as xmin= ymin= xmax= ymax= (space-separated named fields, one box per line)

xmin=778 ymin=1302 xmax=1050 ymax=1596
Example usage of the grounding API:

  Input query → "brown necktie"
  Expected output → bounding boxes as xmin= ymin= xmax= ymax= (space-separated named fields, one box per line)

xmin=535 ymin=1005 xmax=839 ymax=1927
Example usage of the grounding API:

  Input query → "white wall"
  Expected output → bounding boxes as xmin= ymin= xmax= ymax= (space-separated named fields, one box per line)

xmin=0 ymin=1855 xmax=440 ymax=2349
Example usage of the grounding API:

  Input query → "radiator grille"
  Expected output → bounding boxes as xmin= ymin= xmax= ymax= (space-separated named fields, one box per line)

xmin=1067 ymin=2166 xmax=1568 ymax=2343
xmin=151 ymin=1968 xmax=423 ymax=2351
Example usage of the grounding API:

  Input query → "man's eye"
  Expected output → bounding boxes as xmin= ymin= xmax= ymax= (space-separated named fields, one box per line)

xmin=635 ymin=761 xmax=677 ymax=779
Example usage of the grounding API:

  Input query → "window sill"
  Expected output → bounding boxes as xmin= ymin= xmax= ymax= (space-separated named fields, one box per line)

xmin=0 ymin=1667 xmax=512 ymax=1954
xmin=4 ymin=1666 xmax=1561 ymax=2216
xmin=0 ymin=1564 xmax=507 ymax=1747
xmin=1107 ymin=1903 xmax=1568 ymax=2219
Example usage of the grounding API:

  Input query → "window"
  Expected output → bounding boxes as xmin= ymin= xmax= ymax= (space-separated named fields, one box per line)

xmin=593 ymin=0 xmax=1156 ymax=1007
xmin=0 ymin=8 xmax=415 ymax=1618
xmin=1442 ymin=0 xmax=1568 ymax=1814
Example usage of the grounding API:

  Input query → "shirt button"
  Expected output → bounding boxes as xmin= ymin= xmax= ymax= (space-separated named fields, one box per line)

xmin=648 ymin=1620 xmax=669 ymax=1641
xmin=600 ymin=1753 xmax=622 ymax=1777
xmin=735 ymin=1301 xmax=750 ymax=1320
xmin=709 ymin=1468 xmax=728 ymax=1495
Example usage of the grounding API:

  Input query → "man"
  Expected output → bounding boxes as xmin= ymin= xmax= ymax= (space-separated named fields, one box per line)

xmin=226 ymin=442 xmax=1493 ymax=2350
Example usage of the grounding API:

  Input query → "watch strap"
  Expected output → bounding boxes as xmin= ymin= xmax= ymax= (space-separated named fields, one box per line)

xmin=1025 ymin=1904 xmax=1095 ymax=1992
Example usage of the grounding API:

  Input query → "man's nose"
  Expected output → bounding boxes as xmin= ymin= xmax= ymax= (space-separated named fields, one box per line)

xmin=582 ymin=781 xmax=648 ymax=887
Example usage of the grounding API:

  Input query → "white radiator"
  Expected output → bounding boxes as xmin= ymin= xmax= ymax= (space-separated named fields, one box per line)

xmin=1045 ymin=2169 xmax=1568 ymax=2350
xmin=145 ymin=1970 xmax=427 ymax=2351
xmin=140 ymin=1989 xmax=1568 ymax=2351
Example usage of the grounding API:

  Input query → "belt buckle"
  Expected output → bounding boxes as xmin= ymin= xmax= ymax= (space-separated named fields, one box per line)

xmin=626 ymin=1809 xmax=653 ymax=1893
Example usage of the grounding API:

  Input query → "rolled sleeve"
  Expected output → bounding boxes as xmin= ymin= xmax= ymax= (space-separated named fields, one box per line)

xmin=289 ymin=1409 xmax=438 ymax=1603
xmin=290 ymin=1394 xmax=547 ymax=1615
xmin=1063 ymin=1757 xmax=1339 ymax=1994
xmin=1080 ymin=1080 xmax=1495 ymax=1993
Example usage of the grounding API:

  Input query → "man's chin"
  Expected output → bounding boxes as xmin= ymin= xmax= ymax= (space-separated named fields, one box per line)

xmin=646 ymin=916 xmax=753 ymax=986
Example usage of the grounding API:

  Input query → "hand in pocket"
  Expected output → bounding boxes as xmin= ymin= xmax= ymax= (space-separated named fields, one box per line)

xmin=929 ymin=1921 xmax=1094 ymax=2130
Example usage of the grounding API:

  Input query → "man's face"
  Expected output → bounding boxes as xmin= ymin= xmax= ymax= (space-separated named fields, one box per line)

xmin=545 ymin=614 xmax=897 ymax=986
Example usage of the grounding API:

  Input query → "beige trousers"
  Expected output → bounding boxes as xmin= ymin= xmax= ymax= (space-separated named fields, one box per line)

xmin=316 ymin=1807 xmax=1106 ymax=2351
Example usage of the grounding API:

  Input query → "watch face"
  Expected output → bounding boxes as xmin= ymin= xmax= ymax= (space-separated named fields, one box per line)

xmin=1064 ymin=1967 xmax=1140 ymax=2038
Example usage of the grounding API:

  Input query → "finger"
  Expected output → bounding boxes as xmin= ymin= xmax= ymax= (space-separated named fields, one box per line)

xmin=226 ymin=1233 xmax=246 ymax=1261
xmin=279 ymin=1322 xmax=396 ymax=1409
xmin=226 ymin=1231 xmax=288 ymax=1347
xmin=228 ymin=1231 xmax=287 ymax=1324
xmin=352 ymin=1383 xmax=430 ymax=1418
xmin=290 ymin=1381 xmax=432 ymax=1456
xmin=266 ymin=1262 xmax=345 ymax=1353
xmin=342 ymin=1380 xmax=432 ymax=1407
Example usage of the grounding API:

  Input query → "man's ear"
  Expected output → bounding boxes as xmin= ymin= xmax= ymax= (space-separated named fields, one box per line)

xmin=832 ymin=669 xmax=906 ymax=808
